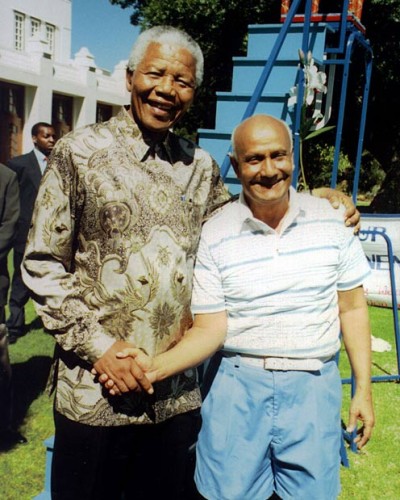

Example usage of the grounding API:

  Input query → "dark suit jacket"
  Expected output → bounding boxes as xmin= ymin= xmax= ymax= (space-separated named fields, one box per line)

xmin=0 ymin=164 xmax=20 ymax=261
xmin=6 ymin=151 xmax=42 ymax=253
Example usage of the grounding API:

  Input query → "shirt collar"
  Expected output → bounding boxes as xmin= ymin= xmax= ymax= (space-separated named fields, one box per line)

xmin=33 ymin=147 xmax=47 ymax=162
xmin=116 ymin=107 xmax=174 ymax=163
xmin=33 ymin=147 xmax=48 ymax=174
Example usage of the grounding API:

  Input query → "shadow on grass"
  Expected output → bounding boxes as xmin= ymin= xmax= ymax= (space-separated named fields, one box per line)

xmin=11 ymin=355 xmax=52 ymax=427
xmin=26 ymin=316 xmax=44 ymax=333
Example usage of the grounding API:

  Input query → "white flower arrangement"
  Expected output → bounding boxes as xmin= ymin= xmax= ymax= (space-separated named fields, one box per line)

xmin=288 ymin=49 xmax=334 ymax=189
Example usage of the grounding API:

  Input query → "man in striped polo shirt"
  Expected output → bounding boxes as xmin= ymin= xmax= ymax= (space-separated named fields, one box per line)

xmin=116 ymin=114 xmax=374 ymax=500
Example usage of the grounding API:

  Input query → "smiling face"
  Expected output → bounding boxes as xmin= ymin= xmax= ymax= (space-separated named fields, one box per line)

xmin=126 ymin=42 xmax=196 ymax=140
xmin=231 ymin=115 xmax=294 ymax=223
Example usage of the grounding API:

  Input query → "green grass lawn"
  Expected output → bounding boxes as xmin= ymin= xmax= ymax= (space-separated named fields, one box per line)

xmin=0 ymin=301 xmax=399 ymax=499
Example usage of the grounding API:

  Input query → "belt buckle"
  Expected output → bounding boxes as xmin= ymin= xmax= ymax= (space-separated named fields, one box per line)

xmin=263 ymin=357 xmax=279 ymax=370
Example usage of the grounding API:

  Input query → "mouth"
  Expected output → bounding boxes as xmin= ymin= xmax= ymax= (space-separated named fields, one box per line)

xmin=148 ymin=100 xmax=175 ymax=118
xmin=251 ymin=175 xmax=287 ymax=189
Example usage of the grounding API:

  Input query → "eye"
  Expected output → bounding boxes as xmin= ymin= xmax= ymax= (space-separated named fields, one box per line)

xmin=176 ymin=78 xmax=194 ymax=89
xmin=245 ymin=155 xmax=262 ymax=165
xmin=271 ymin=152 xmax=289 ymax=161
xmin=147 ymin=71 xmax=162 ymax=78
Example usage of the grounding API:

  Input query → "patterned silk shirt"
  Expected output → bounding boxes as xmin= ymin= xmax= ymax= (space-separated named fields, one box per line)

xmin=22 ymin=107 xmax=230 ymax=426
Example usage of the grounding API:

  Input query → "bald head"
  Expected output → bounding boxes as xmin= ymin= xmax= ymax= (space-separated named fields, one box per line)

xmin=231 ymin=114 xmax=293 ymax=159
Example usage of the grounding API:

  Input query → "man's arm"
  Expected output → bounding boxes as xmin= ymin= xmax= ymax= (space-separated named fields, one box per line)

xmin=312 ymin=187 xmax=360 ymax=233
xmin=105 ymin=311 xmax=228 ymax=394
xmin=21 ymin=143 xmax=150 ymax=394
xmin=338 ymin=286 xmax=374 ymax=449
xmin=0 ymin=168 xmax=19 ymax=260
xmin=152 ymin=311 xmax=227 ymax=380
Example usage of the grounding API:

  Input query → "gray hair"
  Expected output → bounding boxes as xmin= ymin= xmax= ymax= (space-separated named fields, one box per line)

xmin=127 ymin=26 xmax=204 ymax=87
xmin=230 ymin=115 xmax=294 ymax=159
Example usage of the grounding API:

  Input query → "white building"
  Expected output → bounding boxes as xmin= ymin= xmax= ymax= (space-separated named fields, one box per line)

xmin=0 ymin=0 xmax=130 ymax=163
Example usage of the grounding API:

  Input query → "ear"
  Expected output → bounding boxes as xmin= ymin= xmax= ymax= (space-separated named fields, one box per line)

xmin=229 ymin=153 xmax=240 ymax=178
xmin=126 ymin=69 xmax=134 ymax=92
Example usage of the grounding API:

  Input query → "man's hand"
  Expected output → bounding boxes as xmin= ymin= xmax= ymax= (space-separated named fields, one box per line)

xmin=117 ymin=347 xmax=158 ymax=385
xmin=312 ymin=187 xmax=361 ymax=234
xmin=346 ymin=390 xmax=375 ymax=449
xmin=93 ymin=340 xmax=154 ymax=396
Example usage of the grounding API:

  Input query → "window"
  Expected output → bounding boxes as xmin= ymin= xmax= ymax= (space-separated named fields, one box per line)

xmin=96 ymin=104 xmax=113 ymax=123
xmin=14 ymin=12 xmax=25 ymax=51
xmin=52 ymin=94 xmax=73 ymax=138
xmin=46 ymin=24 xmax=55 ymax=55
xmin=31 ymin=18 xmax=41 ymax=37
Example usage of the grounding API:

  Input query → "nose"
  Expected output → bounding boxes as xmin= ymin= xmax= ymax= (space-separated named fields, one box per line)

xmin=259 ymin=156 xmax=275 ymax=175
xmin=155 ymin=75 xmax=176 ymax=96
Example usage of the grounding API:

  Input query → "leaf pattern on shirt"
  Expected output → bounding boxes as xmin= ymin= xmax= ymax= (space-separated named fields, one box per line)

xmin=149 ymin=302 xmax=176 ymax=340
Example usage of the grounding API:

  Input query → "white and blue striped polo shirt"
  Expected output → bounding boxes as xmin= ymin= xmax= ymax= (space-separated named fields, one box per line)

xmin=191 ymin=187 xmax=371 ymax=359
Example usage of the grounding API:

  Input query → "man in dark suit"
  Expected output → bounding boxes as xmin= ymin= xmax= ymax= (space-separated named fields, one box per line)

xmin=6 ymin=122 xmax=56 ymax=343
xmin=0 ymin=163 xmax=27 ymax=448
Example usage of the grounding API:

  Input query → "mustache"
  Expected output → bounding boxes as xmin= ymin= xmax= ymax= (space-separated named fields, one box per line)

xmin=250 ymin=173 xmax=289 ymax=188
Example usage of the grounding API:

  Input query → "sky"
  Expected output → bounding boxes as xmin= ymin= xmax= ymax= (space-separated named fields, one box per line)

xmin=71 ymin=0 xmax=140 ymax=71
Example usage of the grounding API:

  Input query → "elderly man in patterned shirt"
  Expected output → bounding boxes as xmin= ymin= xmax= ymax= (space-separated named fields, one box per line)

xmin=22 ymin=26 xmax=360 ymax=500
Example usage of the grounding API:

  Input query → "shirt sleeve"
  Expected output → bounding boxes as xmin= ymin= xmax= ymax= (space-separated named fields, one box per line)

xmin=21 ymin=141 xmax=115 ymax=363
xmin=191 ymin=230 xmax=226 ymax=314
xmin=0 ymin=169 xmax=19 ymax=260
xmin=203 ymin=158 xmax=231 ymax=220
xmin=337 ymin=227 xmax=371 ymax=291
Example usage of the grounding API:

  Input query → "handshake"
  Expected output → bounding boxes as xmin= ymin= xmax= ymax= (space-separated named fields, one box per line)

xmin=91 ymin=340 xmax=159 ymax=397
xmin=92 ymin=318 xmax=226 ymax=397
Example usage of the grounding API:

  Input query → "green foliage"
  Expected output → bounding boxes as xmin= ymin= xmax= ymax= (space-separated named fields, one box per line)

xmin=362 ymin=0 xmax=400 ymax=169
xmin=368 ymin=162 xmax=400 ymax=213
xmin=303 ymin=125 xmax=335 ymax=141
xmin=302 ymin=140 xmax=353 ymax=191
xmin=357 ymin=151 xmax=386 ymax=198
xmin=302 ymin=141 xmax=385 ymax=196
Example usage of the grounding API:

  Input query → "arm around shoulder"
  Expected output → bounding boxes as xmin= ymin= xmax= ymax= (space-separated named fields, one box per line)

xmin=312 ymin=187 xmax=360 ymax=233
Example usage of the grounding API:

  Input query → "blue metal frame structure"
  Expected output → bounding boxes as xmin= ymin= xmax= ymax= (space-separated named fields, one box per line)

xmin=342 ymin=229 xmax=400 ymax=384
xmin=219 ymin=0 xmax=374 ymax=198
xmin=326 ymin=30 xmax=373 ymax=200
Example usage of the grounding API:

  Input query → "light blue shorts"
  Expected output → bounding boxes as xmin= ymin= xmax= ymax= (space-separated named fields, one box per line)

xmin=195 ymin=355 xmax=342 ymax=500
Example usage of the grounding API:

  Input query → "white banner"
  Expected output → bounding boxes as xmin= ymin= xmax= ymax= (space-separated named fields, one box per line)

xmin=359 ymin=214 xmax=400 ymax=309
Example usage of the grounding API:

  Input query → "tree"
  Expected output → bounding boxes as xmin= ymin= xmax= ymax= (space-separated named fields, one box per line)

xmin=359 ymin=0 xmax=400 ymax=212
xmin=110 ymin=0 xmax=400 ymax=210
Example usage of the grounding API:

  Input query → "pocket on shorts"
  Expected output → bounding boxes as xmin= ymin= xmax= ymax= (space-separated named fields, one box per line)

xmin=200 ymin=360 xmax=237 ymax=455
xmin=317 ymin=361 xmax=342 ymax=438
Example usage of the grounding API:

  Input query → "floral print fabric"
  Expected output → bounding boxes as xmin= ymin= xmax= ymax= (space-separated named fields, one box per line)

xmin=23 ymin=107 xmax=230 ymax=425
